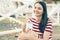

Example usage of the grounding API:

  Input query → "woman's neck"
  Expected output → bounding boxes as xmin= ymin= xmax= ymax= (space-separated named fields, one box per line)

xmin=35 ymin=16 xmax=42 ymax=22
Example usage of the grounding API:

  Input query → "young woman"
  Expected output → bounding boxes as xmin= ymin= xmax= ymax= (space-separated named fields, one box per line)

xmin=17 ymin=1 xmax=52 ymax=40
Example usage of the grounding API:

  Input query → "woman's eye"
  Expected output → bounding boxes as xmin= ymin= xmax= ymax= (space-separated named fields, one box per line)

xmin=38 ymin=8 xmax=41 ymax=10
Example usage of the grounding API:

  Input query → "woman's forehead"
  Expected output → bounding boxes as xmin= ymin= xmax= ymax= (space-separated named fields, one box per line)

xmin=34 ymin=3 xmax=43 ymax=8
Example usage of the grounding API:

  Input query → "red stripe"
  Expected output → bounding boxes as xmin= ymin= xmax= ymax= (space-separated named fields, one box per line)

xmin=31 ymin=18 xmax=36 ymax=20
xmin=33 ymin=24 xmax=38 ymax=26
xmin=33 ymin=27 xmax=39 ymax=29
xmin=46 ymin=27 xmax=52 ymax=29
xmin=38 ymin=34 xmax=43 ymax=38
xmin=30 ymin=18 xmax=39 ymax=24
xmin=45 ymin=30 xmax=52 ymax=33
xmin=32 ymin=18 xmax=40 ymax=23
xmin=49 ymin=37 xmax=52 ymax=39
xmin=46 ymin=24 xmax=52 ymax=26
xmin=30 ymin=19 xmax=37 ymax=23
xmin=33 ymin=30 xmax=40 ymax=32
xmin=48 ymin=22 xmax=52 ymax=23
xmin=38 ymin=34 xmax=43 ymax=36
xmin=47 ymin=23 xmax=52 ymax=25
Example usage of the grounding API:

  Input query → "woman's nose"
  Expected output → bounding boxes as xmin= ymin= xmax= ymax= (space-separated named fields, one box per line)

xmin=35 ymin=9 xmax=38 ymax=12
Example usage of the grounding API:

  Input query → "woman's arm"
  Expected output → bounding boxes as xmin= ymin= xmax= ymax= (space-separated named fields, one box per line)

xmin=43 ymin=19 xmax=52 ymax=40
xmin=21 ymin=23 xmax=31 ymax=33
xmin=43 ymin=31 xmax=51 ymax=40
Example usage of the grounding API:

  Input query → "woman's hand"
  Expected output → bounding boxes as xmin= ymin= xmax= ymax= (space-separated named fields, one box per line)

xmin=17 ymin=30 xmax=38 ymax=40
xmin=43 ymin=31 xmax=51 ymax=40
xmin=21 ymin=23 xmax=31 ymax=33
xmin=38 ymin=38 xmax=43 ymax=40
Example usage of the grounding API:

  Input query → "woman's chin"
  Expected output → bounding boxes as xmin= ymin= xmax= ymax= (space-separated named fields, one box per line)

xmin=35 ymin=15 xmax=41 ymax=17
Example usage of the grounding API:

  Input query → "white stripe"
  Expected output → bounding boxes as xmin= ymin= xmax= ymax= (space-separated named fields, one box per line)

xmin=48 ymin=20 xmax=51 ymax=22
xmin=33 ymin=26 xmax=39 ymax=28
xmin=33 ymin=31 xmax=42 ymax=34
xmin=31 ymin=18 xmax=39 ymax=23
xmin=47 ymin=23 xmax=52 ymax=25
xmin=45 ymin=29 xmax=52 ymax=31
xmin=38 ymin=33 xmax=43 ymax=34
xmin=31 ymin=18 xmax=36 ymax=22
xmin=33 ymin=23 xmax=39 ymax=25
xmin=49 ymin=38 xmax=52 ymax=40
xmin=33 ymin=24 xmax=38 ymax=26
xmin=33 ymin=29 xmax=40 ymax=31
xmin=46 ymin=26 xmax=52 ymax=28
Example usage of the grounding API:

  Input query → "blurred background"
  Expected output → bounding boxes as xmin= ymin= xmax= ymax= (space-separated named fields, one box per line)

xmin=0 ymin=0 xmax=60 ymax=40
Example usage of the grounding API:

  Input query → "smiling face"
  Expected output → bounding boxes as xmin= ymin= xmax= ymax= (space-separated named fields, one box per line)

xmin=34 ymin=3 xmax=43 ymax=17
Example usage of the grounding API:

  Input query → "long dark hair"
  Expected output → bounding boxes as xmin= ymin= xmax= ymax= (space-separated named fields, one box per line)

xmin=34 ymin=1 xmax=48 ymax=33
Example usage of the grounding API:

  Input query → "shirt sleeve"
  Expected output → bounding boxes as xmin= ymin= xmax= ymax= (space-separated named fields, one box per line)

xmin=44 ymin=20 xmax=52 ymax=33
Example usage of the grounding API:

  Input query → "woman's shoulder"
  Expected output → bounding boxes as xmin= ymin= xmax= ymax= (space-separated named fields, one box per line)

xmin=48 ymin=18 xmax=52 ymax=23
xmin=27 ymin=17 xmax=36 ymax=22
xmin=28 ymin=17 xmax=36 ymax=21
xmin=28 ymin=17 xmax=36 ymax=20
xmin=47 ymin=18 xmax=52 ymax=26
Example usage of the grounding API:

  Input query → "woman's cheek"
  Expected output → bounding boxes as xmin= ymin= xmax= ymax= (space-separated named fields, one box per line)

xmin=39 ymin=10 xmax=43 ymax=13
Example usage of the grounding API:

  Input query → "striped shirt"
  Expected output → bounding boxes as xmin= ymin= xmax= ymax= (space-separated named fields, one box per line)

xmin=28 ymin=18 xmax=52 ymax=40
